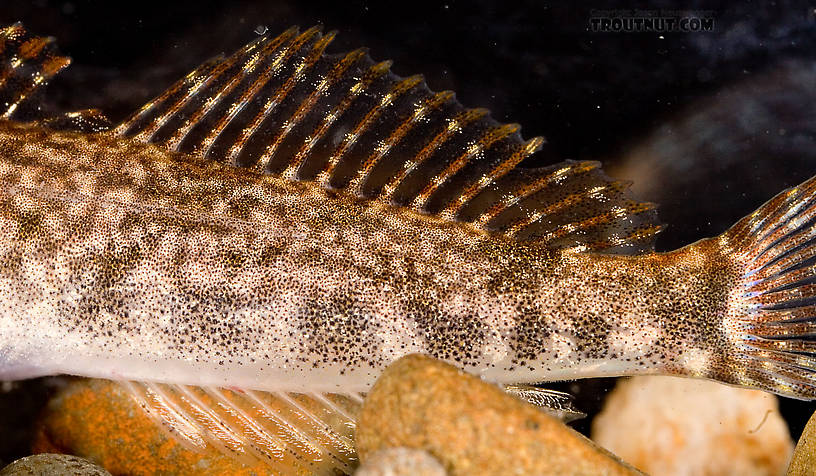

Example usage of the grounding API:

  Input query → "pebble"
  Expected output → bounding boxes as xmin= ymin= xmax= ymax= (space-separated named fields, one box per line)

xmin=0 ymin=453 xmax=111 ymax=476
xmin=355 ymin=354 xmax=641 ymax=476
xmin=788 ymin=409 xmax=816 ymax=476
xmin=354 ymin=447 xmax=447 ymax=476
xmin=592 ymin=376 xmax=793 ymax=476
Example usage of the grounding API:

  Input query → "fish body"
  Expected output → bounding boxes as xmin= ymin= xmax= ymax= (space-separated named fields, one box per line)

xmin=0 ymin=22 xmax=815 ymax=472
xmin=0 ymin=121 xmax=735 ymax=392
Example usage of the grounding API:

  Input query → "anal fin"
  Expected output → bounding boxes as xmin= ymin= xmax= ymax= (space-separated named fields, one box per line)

xmin=123 ymin=381 xmax=361 ymax=475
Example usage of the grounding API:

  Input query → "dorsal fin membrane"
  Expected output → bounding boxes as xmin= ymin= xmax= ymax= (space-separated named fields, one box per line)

xmin=0 ymin=23 xmax=70 ymax=121
xmin=117 ymin=26 xmax=662 ymax=253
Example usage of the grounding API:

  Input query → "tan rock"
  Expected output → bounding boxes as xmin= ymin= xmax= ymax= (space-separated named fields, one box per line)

xmin=788 ymin=409 xmax=816 ymax=476
xmin=0 ymin=454 xmax=111 ymax=476
xmin=354 ymin=447 xmax=447 ymax=476
xmin=356 ymin=354 xmax=641 ymax=476
xmin=592 ymin=376 xmax=793 ymax=476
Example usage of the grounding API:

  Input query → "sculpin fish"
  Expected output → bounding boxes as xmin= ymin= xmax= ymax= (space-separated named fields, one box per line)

xmin=0 ymin=23 xmax=814 ymax=473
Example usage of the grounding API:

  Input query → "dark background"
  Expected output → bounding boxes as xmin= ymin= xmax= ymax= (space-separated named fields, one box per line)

xmin=1 ymin=0 xmax=815 ymax=463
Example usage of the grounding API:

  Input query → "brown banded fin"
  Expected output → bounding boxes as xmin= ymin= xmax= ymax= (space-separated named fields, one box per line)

xmin=721 ymin=174 xmax=816 ymax=399
xmin=122 ymin=381 xmax=362 ymax=475
xmin=0 ymin=23 xmax=70 ymax=121
xmin=116 ymin=25 xmax=662 ymax=253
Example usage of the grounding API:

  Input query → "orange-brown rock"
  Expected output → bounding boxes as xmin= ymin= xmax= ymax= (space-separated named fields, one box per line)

xmin=355 ymin=354 xmax=641 ymax=476
xmin=0 ymin=454 xmax=111 ymax=476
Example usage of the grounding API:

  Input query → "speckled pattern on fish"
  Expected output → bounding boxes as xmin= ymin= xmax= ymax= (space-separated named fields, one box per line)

xmin=0 ymin=22 xmax=815 ymax=471
xmin=0 ymin=120 xmax=733 ymax=391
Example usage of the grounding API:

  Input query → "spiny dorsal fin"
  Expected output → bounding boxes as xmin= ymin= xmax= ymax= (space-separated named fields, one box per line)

xmin=0 ymin=23 xmax=70 ymax=121
xmin=116 ymin=25 xmax=662 ymax=254
xmin=123 ymin=381 xmax=363 ymax=475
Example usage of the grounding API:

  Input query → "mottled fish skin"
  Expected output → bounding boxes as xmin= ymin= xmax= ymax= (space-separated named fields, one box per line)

xmin=0 ymin=120 xmax=739 ymax=393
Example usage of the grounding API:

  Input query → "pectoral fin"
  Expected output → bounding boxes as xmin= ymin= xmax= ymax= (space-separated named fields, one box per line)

xmin=503 ymin=384 xmax=586 ymax=423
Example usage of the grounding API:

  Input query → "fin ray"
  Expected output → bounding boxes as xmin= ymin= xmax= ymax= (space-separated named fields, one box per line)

xmin=723 ymin=175 xmax=816 ymax=399
xmin=116 ymin=25 xmax=662 ymax=253
xmin=0 ymin=23 xmax=70 ymax=121
xmin=503 ymin=384 xmax=586 ymax=422
xmin=121 ymin=382 xmax=360 ymax=474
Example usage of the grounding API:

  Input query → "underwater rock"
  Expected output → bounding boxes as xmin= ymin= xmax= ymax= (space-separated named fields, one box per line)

xmin=592 ymin=376 xmax=792 ymax=476
xmin=0 ymin=453 xmax=111 ymax=475
xmin=355 ymin=354 xmax=641 ymax=476
xmin=788 ymin=409 xmax=816 ymax=476
xmin=354 ymin=447 xmax=447 ymax=476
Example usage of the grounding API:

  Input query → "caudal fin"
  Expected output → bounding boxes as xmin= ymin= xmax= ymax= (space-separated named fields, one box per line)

xmin=721 ymin=174 xmax=816 ymax=399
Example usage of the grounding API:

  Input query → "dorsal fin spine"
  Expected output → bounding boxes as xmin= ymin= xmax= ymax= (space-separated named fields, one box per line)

xmin=316 ymin=73 xmax=424 ymax=188
xmin=113 ymin=57 xmax=220 ymax=136
xmin=0 ymin=24 xmax=70 ymax=120
xmin=534 ymin=201 xmax=658 ymax=243
xmin=250 ymin=29 xmax=336 ymax=173
xmin=425 ymin=122 xmax=519 ymax=219
xmin=0 ymin=25 xmax=29 ymax=87
xmin=130 ymin=58 xmax=225 ymax=142
xmin=194 ymin=26 xmax=300 ymax=159
xmin=163 ymin=38 xmax=268 ymax=151
xmin=221 ymin=26 xmax=323 ymax=168
xmin=291 ymin=59 xmax=392 ymax=178
xmin=348 ymin=89 xmax=455 ymax=196
xmin=527 ymin=201 xmax=658 ymax=243
xmin=279 ymin=47 xmax=369 ymax=181
xmin=223 ymin=26 xmax=322 ymax=165
xmin=115 ymin=25 xmax=663 ymax=253
xmin=440 ymin=134 xmax=542 ymax=219
xmin=404 ymin=107 xmax=490 ymax=210
xmin=361 ymin=89 xmax=458 ymax=198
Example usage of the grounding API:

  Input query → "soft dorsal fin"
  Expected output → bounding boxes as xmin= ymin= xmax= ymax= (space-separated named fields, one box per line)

xmin=116 ymin=26 xmax=662 ymax=253
xmin=0 ymin=23 xmax=70 ymax=121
